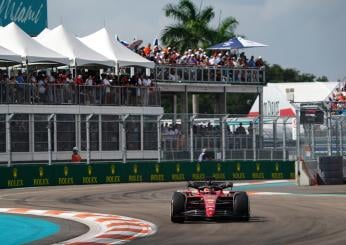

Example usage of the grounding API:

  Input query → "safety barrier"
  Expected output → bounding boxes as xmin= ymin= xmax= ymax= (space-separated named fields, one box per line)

xmin=0 ymin=161 xmax=295 ymax=189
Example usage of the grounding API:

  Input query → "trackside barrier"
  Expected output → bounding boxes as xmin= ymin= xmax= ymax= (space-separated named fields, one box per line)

xmin=0 ymin=161 xmax=295 ymax=189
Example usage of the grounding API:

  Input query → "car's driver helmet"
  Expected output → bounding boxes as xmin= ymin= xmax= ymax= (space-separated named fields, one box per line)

xmin=73 ymin=146 xmax=78 ymax=152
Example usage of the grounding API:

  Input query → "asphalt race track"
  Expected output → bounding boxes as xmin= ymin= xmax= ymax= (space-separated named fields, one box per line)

xmin=0 ymin=182 xmax=346 ymax=245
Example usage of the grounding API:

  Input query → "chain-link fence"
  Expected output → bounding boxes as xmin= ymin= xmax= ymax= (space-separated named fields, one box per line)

xmin=0 ymin=113 xmax=160 ymax=165
xmin=2 ymin=111 xmax=344 ymax=165
xmin=298 ymin=114 xmax=346 ymax=161
xmin=160 ymin=114 xmax=296 ymax=161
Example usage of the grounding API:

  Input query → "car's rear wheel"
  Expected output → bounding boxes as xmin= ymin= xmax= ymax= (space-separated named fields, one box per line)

xmin=233 ymin=191 xmax=250 ymax=221
xmin=171 ymin=192 xmax=185 ymax=223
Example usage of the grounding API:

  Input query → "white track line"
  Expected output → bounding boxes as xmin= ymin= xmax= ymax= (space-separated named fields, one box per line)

xmin=233 ymin=180 xmax=292 ymax=187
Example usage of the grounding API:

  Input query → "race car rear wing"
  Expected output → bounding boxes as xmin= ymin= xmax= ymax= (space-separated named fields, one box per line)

xmin=187 ymin=180 xmax=233 ymax=190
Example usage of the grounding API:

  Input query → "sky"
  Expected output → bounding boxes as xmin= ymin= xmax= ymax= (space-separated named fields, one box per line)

xmin=48 ymin=0 xmax=346 ymax=81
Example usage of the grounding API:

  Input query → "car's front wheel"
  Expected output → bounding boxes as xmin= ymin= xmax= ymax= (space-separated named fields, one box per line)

xmin=171 ymin=192 xmax=185 ymax=223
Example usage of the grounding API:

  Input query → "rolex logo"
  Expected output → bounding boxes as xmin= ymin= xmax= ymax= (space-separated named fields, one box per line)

xmin=236 ymin=163 xmax=241 ymax=172
xmin=176 ymin=164 xmax=180 ymax=173
xmin=88 ymin=165 xmax=93 ymax=176
xmin=13 ymin=168 xmax=18 ymax=178
xmin=256 ymin=163 xmax=261 ymax=172
xmin=64 ymin=166 xmax=69 ymax=177
xmin=217 ymin=163 xmax=221 ymax=172
xmin=196 ymin=163 xmax=201 ymax=173
xmin=111 ymin=165 xmax=116 ymax=175
xmin=155 ymin=164 xmax=160 ymax=174
xmin=275 ymin=163 xmax=279 ymax=172
xmin=39 ymin=167 xmax=44 ymax=177
xmin=133 ymin=164 xmax=138 ymax=174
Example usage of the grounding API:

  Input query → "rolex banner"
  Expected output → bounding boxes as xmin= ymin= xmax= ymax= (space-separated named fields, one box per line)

xmin=0 ymin=161 xmax=295 ymax=189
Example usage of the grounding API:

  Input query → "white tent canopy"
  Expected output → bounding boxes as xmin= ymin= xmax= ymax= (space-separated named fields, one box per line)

xmin=38 ymin=27 xmax=51 ymax=36
xmin=79 ymin=28 xmax=155 ymax=69
xmin=0 ymin=45 xmax=22 ymax=65
xmin=249 ymin=82 xmax=339 ymax=117
xmin=35 ymin=25 xmax=114 ymax=67
xmin=0 ymin=22 xmax=69 ymax=65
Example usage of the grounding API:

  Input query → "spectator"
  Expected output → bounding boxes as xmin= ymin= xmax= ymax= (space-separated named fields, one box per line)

xmin=15 ymin=71 xmax=25 ymax=102
xmin=248 ymin=56 xmax=256 ymax=68
xmin=198 ymin=148 xmax=207 ymax=162
xmin=85 ymin=75 xmax=94 ymax=86
xmin=255 ymin=56 xmax=265 ymax=68
xmin=248 ymin=122 xmax=254 ymax=135
xmin=102 ymin=74 xmax=111 ymax=104
xmin=235 ymin=122 xmax=246 ymax=135
xmin=85 ymin=75 xmax=94 ymax=103
xmin=75 ymin=74 xmax=84 ymax=86
xmin=38 ymin=75 xmax=47 ymax=103
xmin=71 ymin=146 xmax=82 ymax=163
xmin=143 ymin=43 xmax=151 ymax=57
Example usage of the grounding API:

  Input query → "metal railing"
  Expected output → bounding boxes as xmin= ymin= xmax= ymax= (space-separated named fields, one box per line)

xmin=298 ymin=115 xmax=346 ymax=161
xmin=160 ymin=114 xmax=295 ymax=161
xmin=1 ymin=113 xmax=296 ymax=165
xmin=155 ymin=65 xmax=266 ymax=84
xmin=0 ymin=83 xmax=161 ymax=107
xmin=7 ymin=111 xmax=346 ymax=164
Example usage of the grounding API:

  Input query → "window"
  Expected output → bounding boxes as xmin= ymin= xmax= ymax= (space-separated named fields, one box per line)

xmin=11 ymin=114 xmax=29 ymax=152
xmin=102 ymin=115 xmax=119 ymax=151
xmin=57 ymin=114 xmax=75 ymax=151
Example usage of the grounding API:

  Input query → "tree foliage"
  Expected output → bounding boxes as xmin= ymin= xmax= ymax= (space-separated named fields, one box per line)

xmin=265 ymin=63 xmax=327 ymax=83
xmin=161 ymin=0 xmax=238 ymax=52
xmin=160 ymin=0 xmax=329 ymax=115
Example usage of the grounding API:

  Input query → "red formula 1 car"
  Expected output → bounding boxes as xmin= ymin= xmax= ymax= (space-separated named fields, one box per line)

xmin=170 ymin=179 xmax=250 ymax=223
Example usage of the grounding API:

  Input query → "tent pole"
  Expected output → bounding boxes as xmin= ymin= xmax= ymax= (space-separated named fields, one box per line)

xmin=26 ymin=59 xmax=29 ymax=82
xmin=26 ymin=59 xmax=29 ymax=103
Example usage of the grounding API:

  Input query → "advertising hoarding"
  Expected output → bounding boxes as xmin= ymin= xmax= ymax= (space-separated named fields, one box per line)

xmin=0 ymin=0 xmax=47 ymax=36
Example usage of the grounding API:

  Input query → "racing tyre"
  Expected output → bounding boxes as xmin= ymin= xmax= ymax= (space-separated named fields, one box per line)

xmin=171 ymin=192 xmax=185 ymax=223
xmin=233 ymin=192 xmax=250 ymax=221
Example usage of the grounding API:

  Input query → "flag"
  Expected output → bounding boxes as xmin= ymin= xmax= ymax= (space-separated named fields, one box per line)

xmin=153 ymin=37 xmax=159 ymax=47
xmin=115 ymin=34 xmax=129 ymax=47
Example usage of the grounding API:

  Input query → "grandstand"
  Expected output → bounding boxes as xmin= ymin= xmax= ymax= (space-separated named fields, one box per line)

xmin=0 ymin=23 xmax=344 ymax=167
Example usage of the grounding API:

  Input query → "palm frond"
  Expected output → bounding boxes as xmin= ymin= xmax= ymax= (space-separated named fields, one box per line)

xmin=218 ymin=16 xmax=238 ymax=34
xmin=164 ymin=3 xmax=189 ymax=22
xmin=199 ymin=6 xmax=215 ymax=23
xmin=161 ymin=25 xmax=190 ymax=47
xmin=179 ymin=0 xmax=197 ymax=20
xmin=161 ymin=0 xmax=239 ymax=51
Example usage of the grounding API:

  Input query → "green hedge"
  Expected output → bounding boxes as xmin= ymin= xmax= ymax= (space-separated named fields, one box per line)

xmin=0 ymin=161 xmax=295 ymax=189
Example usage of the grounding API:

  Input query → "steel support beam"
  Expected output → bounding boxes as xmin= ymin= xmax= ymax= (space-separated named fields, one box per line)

xmin=47 ymin=114 xmax=55 ymax=165
xmin=157 ymin=115 xmax=163 ymax=162
xmin=121 ymin=114 xmax=129 ymax=163
xmin=6 ymin=113 xmax=14 ymax=167
xmin=221 ymin=114 xmax=229 ymax=161
xmin=86 ymin=114 xmax=93 ymax=164
xmin=189 ymin=115 xmax=197 ymax=162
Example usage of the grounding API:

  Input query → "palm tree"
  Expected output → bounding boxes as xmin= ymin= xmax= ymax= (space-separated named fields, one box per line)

xmin=210 ymin=16 xmax=238 ymax=44
xmin=161 ymin=0 xmax=215 ymax=51
xmin=161 ymin=0 xmax=238 ymax=52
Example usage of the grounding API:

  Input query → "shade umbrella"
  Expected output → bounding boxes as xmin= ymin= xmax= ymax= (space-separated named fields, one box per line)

xmin=208 ymin=37 xmax=268 ymax=50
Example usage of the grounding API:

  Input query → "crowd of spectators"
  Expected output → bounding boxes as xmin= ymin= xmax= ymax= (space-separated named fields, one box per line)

xmin=0 ymin=41 xmax=267 ymax=105
xmin=136 ymin=43 xmax=265 ymax=69
xmin=161 ymin=121 xmax=255 ymax=152
xmin=0 ymin=69 xmax=156 ymax=105
xmin=329 ymin=86 xmax=346 ymax=115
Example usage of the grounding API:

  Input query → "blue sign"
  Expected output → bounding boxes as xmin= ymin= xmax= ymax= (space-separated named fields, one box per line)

xmin=0 ymin=0 xmax=47 ymax=36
